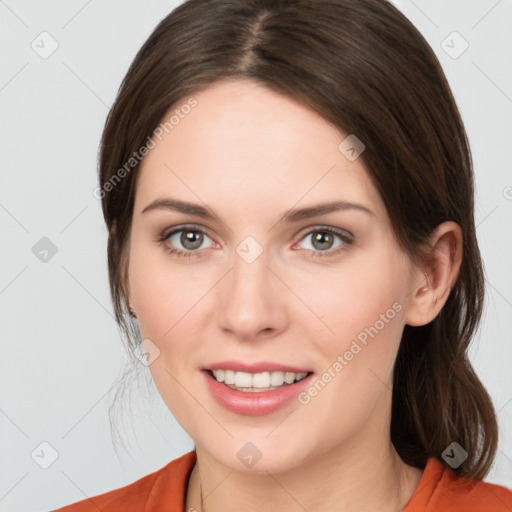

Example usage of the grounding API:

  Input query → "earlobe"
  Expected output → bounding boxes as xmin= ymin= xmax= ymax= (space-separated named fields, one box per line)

xmin=122 ymin=271 xmax=136 ymax=318
xmin=405 ymin=221 xmax=463 ymax=327
xmin=404 ymin=271 xmax=437 ymax=327
xmin=120 ymin=247 xmax=135 ymax=318
xmin=124 ymin=282 xmax=137 ymax=318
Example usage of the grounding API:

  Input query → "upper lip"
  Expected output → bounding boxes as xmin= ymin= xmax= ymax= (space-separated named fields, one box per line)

xmin=203 ymin=360 xmax=312 ymax=373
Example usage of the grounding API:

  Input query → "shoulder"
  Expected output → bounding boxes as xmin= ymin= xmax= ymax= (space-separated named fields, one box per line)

xmin=439 ymin=467 xmax=512 ymax=511
xmin=53 ymin=451 xmax=196 ymax=512
xmin=405 ymin=456 xmax=512 ymax=512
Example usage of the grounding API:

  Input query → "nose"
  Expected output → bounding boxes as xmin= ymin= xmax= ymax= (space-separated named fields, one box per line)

xmin=216 ymin=245 xmax=289 ymax=342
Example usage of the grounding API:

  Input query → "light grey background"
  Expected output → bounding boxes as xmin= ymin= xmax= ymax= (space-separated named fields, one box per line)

xmin=0 ymin=1 xmax=511 ymax=511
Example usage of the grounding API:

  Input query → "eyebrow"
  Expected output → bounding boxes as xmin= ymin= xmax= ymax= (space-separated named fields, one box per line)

xmin=140 ymin=197 xmax=376 ymax=223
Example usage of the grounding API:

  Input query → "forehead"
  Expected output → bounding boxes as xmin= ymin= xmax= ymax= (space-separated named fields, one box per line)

xmin=135 ymin=79 xmax=384 ymax=219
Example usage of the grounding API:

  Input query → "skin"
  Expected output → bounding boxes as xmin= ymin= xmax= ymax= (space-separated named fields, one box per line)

xmin=125 ymin=79 xmax=462 ymax=512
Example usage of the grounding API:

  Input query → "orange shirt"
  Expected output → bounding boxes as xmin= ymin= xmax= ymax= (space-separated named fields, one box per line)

xmin=54 ymin=450 xmax=512 ymax=511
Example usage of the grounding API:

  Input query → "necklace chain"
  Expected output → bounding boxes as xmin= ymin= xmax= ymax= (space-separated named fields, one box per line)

xmin=193 ymin=458 xmax=412 ymax=512
xmin=199 ymin=464 xmax=204 ymax=511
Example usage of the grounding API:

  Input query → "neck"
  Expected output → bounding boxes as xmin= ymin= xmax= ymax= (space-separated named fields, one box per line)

xmin=186 ymin=439 xmax=423 ymax=512
xmin=185 ymin=394 xmax=423 ymax=512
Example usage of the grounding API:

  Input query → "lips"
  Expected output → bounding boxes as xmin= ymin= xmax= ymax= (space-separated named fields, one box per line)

xmin=202 ymin=360 xmax=315 ymax=416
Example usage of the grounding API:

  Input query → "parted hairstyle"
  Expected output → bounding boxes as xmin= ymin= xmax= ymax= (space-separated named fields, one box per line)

xmin=98 ymin=0 xmax=498 ymax=479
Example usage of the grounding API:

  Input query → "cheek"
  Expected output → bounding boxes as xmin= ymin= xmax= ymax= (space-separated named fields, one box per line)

xmin=304 ymin=257 xmax=404 ymax=339
xmin=304 ymin=252 xmax=407 ymax=398
xmin=296 ymin=268 xmax=406 ymax=441
xmin=128 ymin=239 xmax=208 ymax=340
xmin=128 ymin=244 xmax=208 ymax=421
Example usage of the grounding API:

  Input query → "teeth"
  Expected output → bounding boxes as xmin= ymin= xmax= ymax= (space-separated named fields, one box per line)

xmin=211 ymin=369 xmax=309 ymax=389
xmin=251 ymin=371 xmax=270 ymax=387
xmin=235 ymin=371 xmax=254 ymax=388
xmin=270 ymin=371 xmax=285 ymax=386
xmin=224 ymin=370 xmax=236 ymax=385
xmin=284 ymin=372 xmax=296 ymax=384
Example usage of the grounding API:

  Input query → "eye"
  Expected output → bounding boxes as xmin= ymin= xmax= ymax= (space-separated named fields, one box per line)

xmin=157 ymin=225 xmax=354 ymax=260
xmin=295 ymin=227 xmax=354 ymax=258
xmin=158 ymin=225 xmax=214 ymax=259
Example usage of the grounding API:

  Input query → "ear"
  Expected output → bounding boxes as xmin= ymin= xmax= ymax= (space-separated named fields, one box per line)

xmin=405 ymin=221 xmax=463 ymax=327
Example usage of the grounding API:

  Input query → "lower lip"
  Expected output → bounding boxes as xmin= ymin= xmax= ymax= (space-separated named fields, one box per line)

xmin=203 ymin=370 xmax=314 ymax=416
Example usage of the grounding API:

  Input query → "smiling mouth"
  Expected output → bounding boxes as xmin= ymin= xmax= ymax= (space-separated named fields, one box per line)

xmin=206 ymin=369 xmax=313 ymax=392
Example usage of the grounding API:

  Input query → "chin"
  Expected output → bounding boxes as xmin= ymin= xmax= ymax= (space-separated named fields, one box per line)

xmin=200 ymin=436 xmax=315 ymax=475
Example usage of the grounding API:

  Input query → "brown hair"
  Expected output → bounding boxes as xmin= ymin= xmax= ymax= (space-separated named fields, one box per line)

xmin=99 ymin=0 xmax=498 ymax=479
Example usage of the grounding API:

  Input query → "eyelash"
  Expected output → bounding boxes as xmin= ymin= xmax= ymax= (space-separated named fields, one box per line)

xmin=156 ymin=224 xmax=354 ymax=260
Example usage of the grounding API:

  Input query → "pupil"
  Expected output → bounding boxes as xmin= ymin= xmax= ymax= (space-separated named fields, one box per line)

xmin=182 ymin=231 xmax=202 ymax=249
xmin=314 ymin=231 xmax=332 ymax=250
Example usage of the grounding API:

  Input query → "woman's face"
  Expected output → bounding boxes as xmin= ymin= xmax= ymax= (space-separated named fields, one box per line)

xmin=127 ymin=79 xmax=422 ymax=473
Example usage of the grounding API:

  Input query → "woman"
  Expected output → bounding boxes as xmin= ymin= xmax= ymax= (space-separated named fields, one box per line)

xmin=55 ymin=0 xmax=512 ymax=510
